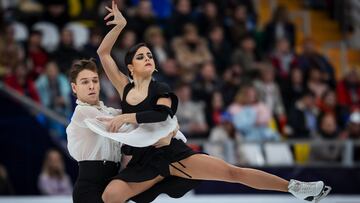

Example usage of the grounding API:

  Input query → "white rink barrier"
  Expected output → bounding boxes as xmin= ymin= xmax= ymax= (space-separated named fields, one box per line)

xmin=0 ymin=195 xmax=359 ymax=203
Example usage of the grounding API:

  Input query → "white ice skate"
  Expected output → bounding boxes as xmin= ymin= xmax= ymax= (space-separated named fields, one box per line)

xmin=288 ymin=179 xmax=331 ymax=202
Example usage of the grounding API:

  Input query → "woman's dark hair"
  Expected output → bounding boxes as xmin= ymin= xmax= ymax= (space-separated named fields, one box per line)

xmin=69 ymin=58 xmax=98 ymax=83
xmin=124 ymin=43 xmax=147 ymax=67
xmin=124 ymin=43 xmax=148 ymax=79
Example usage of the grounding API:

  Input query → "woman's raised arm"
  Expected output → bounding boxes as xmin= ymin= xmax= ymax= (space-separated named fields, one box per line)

xmin=97 ymin=1 xmax=128 ymax=98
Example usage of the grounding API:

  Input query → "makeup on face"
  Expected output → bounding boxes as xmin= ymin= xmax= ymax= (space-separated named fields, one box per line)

xmin=131 ymin=47 xmax=156 ymax=75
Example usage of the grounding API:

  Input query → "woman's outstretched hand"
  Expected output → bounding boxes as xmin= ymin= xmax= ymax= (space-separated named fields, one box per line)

xmin=97 ymin=115 xmax=125 ymax=133
xmin=152 ymin=124 xmax=179 ymax=148
xmin=104 ymin=0 xmax=127 ymax=28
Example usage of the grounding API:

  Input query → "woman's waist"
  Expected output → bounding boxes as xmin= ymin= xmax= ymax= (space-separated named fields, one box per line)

xmin=124 ymin=139 xmax=190 ymax=164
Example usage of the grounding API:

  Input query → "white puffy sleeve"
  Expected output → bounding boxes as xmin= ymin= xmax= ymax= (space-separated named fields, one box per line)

xmin=70 ymin=106 xmax=104 ymax=128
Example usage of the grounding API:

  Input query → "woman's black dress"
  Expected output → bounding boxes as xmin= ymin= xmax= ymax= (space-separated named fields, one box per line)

xmin=113 ymin=80 xmax=203 ymax=202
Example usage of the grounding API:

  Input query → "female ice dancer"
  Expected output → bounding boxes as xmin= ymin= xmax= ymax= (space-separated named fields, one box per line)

xmin=97 ymin=2 xmax=331 ymax=203
xmin=66 ymin=59 xmax=179 ymax=203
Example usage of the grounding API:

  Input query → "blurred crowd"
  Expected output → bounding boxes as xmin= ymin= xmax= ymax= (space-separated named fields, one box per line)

xmin=0 ymin=0 xmax=360 ymax=186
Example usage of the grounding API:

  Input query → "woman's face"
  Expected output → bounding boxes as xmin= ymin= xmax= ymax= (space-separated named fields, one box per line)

xmin=324 ymin=91 xmax=336 ymax=107
xmin=204 ymin=2 xmax=217 ymax=18
xmin=61 ymin=29 xmax=73 ymax=46
xmin=121 ymin=31 xmax=136 ymax=49
xmin=129 ymin=46 xmax=155 ymax=78
xmin=46 ymin=62 xmax=59 ymax=79
xmin=201 ymin=63 xmax=216 ymax=81
xmin=245 ymin=88 xmax=257 ymax=104
xmin=237 ymin=87 xmax=257 ymax=104
xmin=212 ymin=92 xmax=223 ymax=109
xmin=71 ymin=69 xmax=100 ymax=105
xmin=276 ymin=39 xmax=290 ymax=53
xmin=291 ymin=68 xmax=303 ymax=84
xmin=29 ymin=33 xmax=42 ymax=46
xmin=320 ymin=114 xmax=337 ymax=135
xmin=261 ymin=67 xmax=274 ymax=82
xmin=309 ymin=68 xmax=322 ymax=82
xmin=209 ymin=27 xmax=223 ymax=43
xmin=234 ymin=5 xmax=247 ymax=21
xmin=47 ymin=150 xmax=63 ymax=171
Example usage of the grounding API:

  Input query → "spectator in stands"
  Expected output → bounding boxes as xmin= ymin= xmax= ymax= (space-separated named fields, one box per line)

xmin=282 ymin=67 xmax=306 ymax=112
xmin=82 ymin=28 xmax=103 ymax=61
xmin=26 ymin=30 xmax=48 ymax=79
xmin=255 ymin=64 xmax=287 ymax=132
xmin=220 ymin=63 xmax=243 ymax=106
xmin=270 ymin=38 xmax=298 ymax=84
xmin=11 ymin=0 xmax=43 ymax=27
xmin=311 ymin=113 xmax=342 ymax=163
xmin=112 ymin=29 xmax=137 ymax=72
xmin=347 ymin=111 xmax=360 ymax=139
xmin=128 ymin=0 xmax=157 ymax=40
xmin=263 ymin=5 xmax=296 ymax=52
xmin=336 ymin=69 xmax=360 ymax=111
xmin=231 ymin=34 xmax=260 ymax=79
xmin=167 ymin=0 xmax=195 ymax=38
xmin=192 ymin=62 xmax=222 ymax=128
xmin=52 ymin=28 xmax=82 ymax=73
xmin=38 ymin=149 xmax=72 ymax=195
xmin=154 ymin=57 xmax=180 ymax=89
xmin=226 ymin=3 xmax=256 ymax=46
xmin=172 ymin=23 xmax=212 ymax=82
xmin=0 ymin=164 xmax=14 ymax=195
xmin=67 ymin=0 xmax=101 ymax=27
xmin=192 ymin=62 xmax=220 ymax=102
xmin=4 ymin=63 xmax=40 ymax=103
xmin=347 ymin=110 xmax=360 ymax=161
xmin=306 ymin=67 xmax=330 ymax=104
xmin=207 ymin=25 xmax=231 ymax=75
xmin=40 ymin=0 xmax=69 ymax=28
xmin=206 ymin=91 xmax=225 ymax=127
xmin=318 ymin=90 xmax=349 ymax=129
xmin=142 ymin=0 xmax=172 ymax=20
xmin=207 ymin=112 xmax=239 ymax=165
xmin=144 ymin=25 xmax=172 ymax=66
xmin=196 ymin=0 xmax=223 ymax=36
xmin=287 ymin=90 xmax=318 ymax=138
xmin=298 ymin=38 xmax=336 ymax=88
xmin=227 ymin=84 xmax=279 ymax=141
xmin=35 ymin=61 xmax=71 ymax=137
xmin=0 ymin=24 xmax=24 ymax=79
xmin=36 ymin=61 xmax=71 ymax=114
xmin=99 ymin=68 xmax=122 ymax=109
xmin=175 ymin=82 xmax=209 ymax=138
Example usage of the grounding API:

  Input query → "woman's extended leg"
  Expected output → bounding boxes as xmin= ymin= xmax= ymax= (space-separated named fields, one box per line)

xmin=169 ymin=154 xmax=331 ymax=201
xmin=170 ymin=154 xmax=288 ymax=192
xmin=102 ymin=176 xmax=163 ymax=203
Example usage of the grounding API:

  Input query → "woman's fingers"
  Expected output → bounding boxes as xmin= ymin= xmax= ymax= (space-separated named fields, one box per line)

xmin=104 ymin=12 xmax=113 ymax=20
xmin=108 ymin=121 xmax=122 ymax=132
xmin=114 ymin=3 xmax=120 ymax=12
xmin=97 ymin=117 xmax=112 ymax=122
xmin=112 ymin=0 xmax=115 ymax=10
xmin=105 ymin=6 xmax=112 ymax=12
xmin=109 ymin=123 xmax=116 ymax=132
xmin=106 ymin=20 xmax=115 ymax=26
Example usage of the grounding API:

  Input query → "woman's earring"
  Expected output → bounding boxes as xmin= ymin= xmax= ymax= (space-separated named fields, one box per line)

xmin=154 ymin=68 xmax=158 ymax=72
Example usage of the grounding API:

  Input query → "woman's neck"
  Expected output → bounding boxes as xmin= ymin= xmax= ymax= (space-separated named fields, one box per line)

xmin=132 ymin=76 xmax=152 ymax=90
